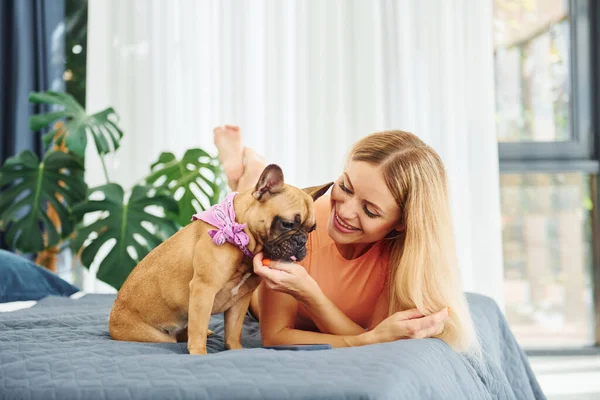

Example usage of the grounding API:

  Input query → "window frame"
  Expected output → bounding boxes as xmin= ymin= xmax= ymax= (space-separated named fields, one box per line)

xmin=498 ymin=0 xmax=596 ymax=165
xmin=497 ymin=0 xmax=600 ymax=354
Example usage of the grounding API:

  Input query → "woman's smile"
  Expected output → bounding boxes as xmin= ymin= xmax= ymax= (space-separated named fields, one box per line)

xmin=332 ymin=209 xmax=361 ymax=233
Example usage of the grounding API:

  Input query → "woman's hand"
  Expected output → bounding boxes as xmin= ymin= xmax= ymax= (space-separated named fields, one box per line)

xmin=368 ymin=307 xmax=448 ymax=344
xmin=253 ymin=252 xmax=321 ymax=304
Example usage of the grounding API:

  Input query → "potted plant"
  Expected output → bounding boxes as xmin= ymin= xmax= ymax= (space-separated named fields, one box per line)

xmin=0 ymin=91 xmax=226 ymax=290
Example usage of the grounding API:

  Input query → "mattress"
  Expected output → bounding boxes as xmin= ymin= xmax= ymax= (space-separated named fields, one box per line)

xmin=0 ymin=293 xmax=546 ymax=399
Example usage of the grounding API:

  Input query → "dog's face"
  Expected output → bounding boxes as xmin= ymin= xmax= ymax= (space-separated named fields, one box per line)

xmin=244 ymin=165 xmax=332 ymax=262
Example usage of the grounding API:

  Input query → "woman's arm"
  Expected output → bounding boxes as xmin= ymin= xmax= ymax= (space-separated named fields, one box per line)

xmin=258 ymin=281 xmax=449 ymax=347
xmin=302 ymin=280 xmax=393 ymax=335
xmin=258 ymin=273 xmax=449 ymax=349
xmin=301 ymin=291 xmax=367 ymax=336
xmin=257 ymin=259 xmax=366 ymax=336
xmin=258 ymin=282 xmax=374 ymax=347
xmin=368 ymin=286 xmax=391 ymax=330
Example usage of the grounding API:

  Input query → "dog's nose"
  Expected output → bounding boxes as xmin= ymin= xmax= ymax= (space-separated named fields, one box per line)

xmin=293 ymin=234 xmax=307 ymax=246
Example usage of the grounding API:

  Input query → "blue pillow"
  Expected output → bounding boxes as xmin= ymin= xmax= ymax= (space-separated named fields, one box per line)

xmin=0 ymin=250 xmax=80 ymax=303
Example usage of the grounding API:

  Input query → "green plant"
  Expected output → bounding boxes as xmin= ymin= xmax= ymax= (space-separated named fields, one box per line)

xmin=0 ymin=150 xmax=86 ymax=253
xmin=146 ymin=149 xmax=227 ymax=227
xmin=0 ymin=91 xmax=226 ymax=289
xmin=29 ymin=91 xmax=123 ymax=171
xmin=71 ymin=184 xmax=179 ymax=289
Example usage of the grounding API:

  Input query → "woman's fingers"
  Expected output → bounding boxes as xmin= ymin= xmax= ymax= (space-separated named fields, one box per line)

xmin=269 ymin=261 xmax=299 ymax=274
xmin=254 ymin=253 xmax=299 ymax=279
xmin=430 ymin=307 xmax=449 ymax=327
xmin=253 ymin=252 xmax=294 ymax=289
xmin=395 ymin=308 xmax=425 ymax=321
xmin=256 ymin=266 xmax=288 ymax=283
xmin=253 ymin=253 xmax=269 ymax=276
xmin=413 ymin=309 xmax=447 ymax=338
xmin=253 ymin=252 xmax=264 ymax=268
xmin=415 ymin=320 xmax=445 ymax=339
xmin=254 ymin=259 xmax=281 ymax=282
xmin=401 ymin=307 xmax=449 ymax=338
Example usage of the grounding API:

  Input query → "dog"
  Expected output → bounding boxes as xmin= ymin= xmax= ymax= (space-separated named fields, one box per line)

xmin=109 ymin=164 xmax=332 ymax=355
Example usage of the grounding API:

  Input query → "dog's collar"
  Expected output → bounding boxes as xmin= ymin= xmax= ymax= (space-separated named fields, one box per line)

xmin=191 ymin=192 xmax=253 ymax=258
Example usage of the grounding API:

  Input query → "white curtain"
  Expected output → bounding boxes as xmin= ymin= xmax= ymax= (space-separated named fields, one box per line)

xmin=85 ymin=0 xmax=505 ymax=307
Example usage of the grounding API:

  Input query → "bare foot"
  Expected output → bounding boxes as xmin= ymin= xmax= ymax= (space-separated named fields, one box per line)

xmin=214 ymin=125 xmax=244 ymax=184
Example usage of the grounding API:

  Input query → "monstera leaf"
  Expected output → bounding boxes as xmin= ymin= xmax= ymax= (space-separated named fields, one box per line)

xmin=29 ymin=91 xmax=123 ymax=158
xmin=0 ymin=150 xmax=87 ymax=253
xmin=146 ymin=149 xmax=227 ymax=227
xmin=71 ymin=183 xmax=179 ymax=289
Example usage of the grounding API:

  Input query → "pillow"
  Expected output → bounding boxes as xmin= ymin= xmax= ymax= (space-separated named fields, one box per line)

xmin=0 ymin=250 xmax=80 ymax=303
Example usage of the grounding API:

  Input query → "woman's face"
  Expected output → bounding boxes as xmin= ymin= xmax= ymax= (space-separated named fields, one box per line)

xmin=328 ymin=160 xmax=402 ymax=245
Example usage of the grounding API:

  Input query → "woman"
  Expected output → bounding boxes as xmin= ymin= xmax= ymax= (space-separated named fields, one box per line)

xmin=214 ymin=125 xmax=478 ymax=352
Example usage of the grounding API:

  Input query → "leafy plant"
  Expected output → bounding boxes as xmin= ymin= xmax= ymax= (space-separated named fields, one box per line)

xmin=146 ymin=149 xmax=227 ymax=227
xmin=29 ymin=91 xmax=123 ymax=166
xmin=0 ymin=90 xmax=226 ymax=289
xmin=71 ymin=184 xmax=179 ymax=289
xmin=0 ymin=150 xmax=86 ymax=253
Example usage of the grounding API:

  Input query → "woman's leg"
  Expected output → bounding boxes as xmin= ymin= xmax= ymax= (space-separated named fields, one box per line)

xmin=237 ymin=148 xmax=267 ymax=192
xmin=213 ymin=125 xmax=268 ymax=321
xmin=213 ymin=125 xmax=244 ymax=191
xmin=213 ymin=125 xmax=267 ymax=192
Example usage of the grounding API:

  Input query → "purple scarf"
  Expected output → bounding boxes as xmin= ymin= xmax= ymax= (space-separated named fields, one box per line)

xmin=192 ymin=192 xmax=253 ymax=258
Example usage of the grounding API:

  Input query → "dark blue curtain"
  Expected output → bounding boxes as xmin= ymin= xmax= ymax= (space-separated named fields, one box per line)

xmin=0 ymin=0 xmax=65 ymax=164
xmin=0 ymin=0 xmax=65 ymax=250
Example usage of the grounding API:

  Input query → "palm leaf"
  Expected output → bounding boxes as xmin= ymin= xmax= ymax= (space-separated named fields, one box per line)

xmin=145 ymin=149 xmax=227 ymax=227
xmin=29 ymin=91 xmax=123 ymax=159
xmin=0 ymin=150 xmax=87 ymax=253
xmin=71 ymin=183 xmax=179 ymax=289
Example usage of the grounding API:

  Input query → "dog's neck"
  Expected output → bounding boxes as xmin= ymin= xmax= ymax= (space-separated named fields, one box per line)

xmin=192 ymin=192 xmax=256 ymax=258
xmin=232 ymin=191 xmax=264 ymax=258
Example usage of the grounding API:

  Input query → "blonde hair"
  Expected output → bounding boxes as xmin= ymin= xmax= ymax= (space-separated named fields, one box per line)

xmin=349 ymin=130 xmax=479 ymax=354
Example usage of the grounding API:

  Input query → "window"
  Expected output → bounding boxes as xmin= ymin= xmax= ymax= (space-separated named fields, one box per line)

xmin=495 ymin=0 xmax=571 ymax=144
xmin=493 ymin=0 xmax=598 ymax=349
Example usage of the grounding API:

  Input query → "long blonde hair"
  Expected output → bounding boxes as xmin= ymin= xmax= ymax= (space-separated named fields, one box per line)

xmin=350 ymin=130 xmax=479 ymax=354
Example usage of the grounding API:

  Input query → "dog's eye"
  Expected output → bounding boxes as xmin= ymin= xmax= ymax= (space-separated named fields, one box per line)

xmin=281 ymin=221 xmax=295 ymax=230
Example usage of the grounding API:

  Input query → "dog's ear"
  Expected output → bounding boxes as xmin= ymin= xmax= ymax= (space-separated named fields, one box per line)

xmin=253 ymin=164 xmax=285 ymax=202
xmin=303 ymin=182 xmax=334 ymax=201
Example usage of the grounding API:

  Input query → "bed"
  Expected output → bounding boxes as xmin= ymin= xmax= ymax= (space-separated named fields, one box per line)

xmin=0 ymin=250 xmax=546 ymax=399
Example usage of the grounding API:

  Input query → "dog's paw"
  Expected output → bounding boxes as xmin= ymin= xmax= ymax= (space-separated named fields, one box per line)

xmin=188 ymin=346 xmax=208 ymax=355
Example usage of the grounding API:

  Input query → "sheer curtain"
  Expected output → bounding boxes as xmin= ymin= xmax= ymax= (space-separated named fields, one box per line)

xmin=85 ymin=0 xmax=504 ymax=307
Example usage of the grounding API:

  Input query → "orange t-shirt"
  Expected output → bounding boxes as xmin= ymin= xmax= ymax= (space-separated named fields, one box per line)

xmin=295 ymin=195 xmax=389 ymax=331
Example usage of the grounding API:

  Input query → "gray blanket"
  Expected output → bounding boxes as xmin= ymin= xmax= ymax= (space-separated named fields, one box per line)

xmin=0 ymin=293 xmax=545 ymax=400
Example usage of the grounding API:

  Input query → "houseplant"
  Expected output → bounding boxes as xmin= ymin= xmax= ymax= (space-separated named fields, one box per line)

xmin=0 ymin=91 xmax=226 ymax=289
